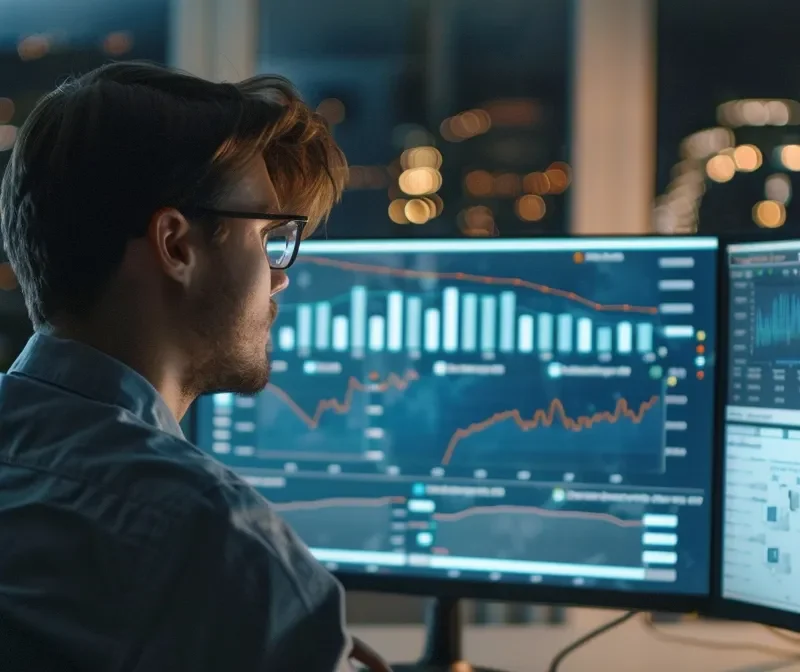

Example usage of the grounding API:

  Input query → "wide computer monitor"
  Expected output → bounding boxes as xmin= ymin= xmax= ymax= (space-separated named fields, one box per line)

xmin=718 ymin=235 xmax=800 ymax=630
xmin=193 ymin=236 xmax=719 ymax=612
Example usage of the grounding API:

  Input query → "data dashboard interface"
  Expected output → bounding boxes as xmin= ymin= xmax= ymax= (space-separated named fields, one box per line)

xmin=723 ymin=239 xmax=800 ymax=613
xmin=195 ymin=237 xmax=718 ymax=595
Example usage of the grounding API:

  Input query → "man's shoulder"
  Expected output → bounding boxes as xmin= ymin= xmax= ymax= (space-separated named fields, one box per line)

xmin=91 ymin=426 xmax=339 ymax=613
xmin=0 ymin=368 xmax=330 ymax=588
xmin=0 ymin=370 xmax=241 ymax=517
xmin=0 ymin=373 xmax=349 ymax=664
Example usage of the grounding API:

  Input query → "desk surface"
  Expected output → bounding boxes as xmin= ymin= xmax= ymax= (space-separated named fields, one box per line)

xmin=351 ymin=609 xmax=800 ymax=672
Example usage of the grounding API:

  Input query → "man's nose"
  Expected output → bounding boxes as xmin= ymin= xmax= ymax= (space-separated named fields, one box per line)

xmin=270 ymin=269 xmax=289 ymax=296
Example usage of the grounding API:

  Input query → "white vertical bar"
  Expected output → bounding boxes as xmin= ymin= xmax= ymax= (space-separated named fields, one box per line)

xmin=617 ymin=321 xmax=633 ymax=353
xmin=577 ymin=317 xmax=593 ymax=353
xmin=387 ymin=292 xmax=403 ymax=352
xmin=571 ymin=0 xmax=655 ymax=234
xmin=538 ymin=313 xmax=554 ymax=352
xmin=406 ymin=297 xmax=422 ymax=352
xmin=518 ymin=315 xmax=534 ymax=353
xmin=369 ymin=316 xmax=385 ymax=352
xmin=499 ymin=291 xmax=516 ymax=353
xmin=443 ymin=287 xmax=459 ymax=352
xmin=462 ymin=293 xmax=478 ymax=352
xmin=297 ymin=305 xmax=312 ymax=351
xmin=424 ymin=309 xmax=440 ymax=352
xmin=597 ymin=326 xmax=612 ymax=353
xmin=480 ymin=296 xmax=496 ymax=352
xmin=557 ymin=314 xmax=573 ymax=353
xmin=278 ymin=326 xmax=295 ymax=351
xmin=332 ymin=316 xmax=348 ymax=352
xmin=637 ymin=322 xmax=654 ymax=353
xmin=315 ymin=303 xmax=330 ymax=350
xmin=351 ymin=287 xmax=367 ymax=354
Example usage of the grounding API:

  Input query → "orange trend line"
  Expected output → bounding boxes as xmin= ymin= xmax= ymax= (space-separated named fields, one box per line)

xmin=433 ymin=504 xmax=642 ymax=528
xmin=268 ymin=369 xmax=419 ymax=429
xmin=271 ymin=496 xmax=406 ymax=512
xmin=441 ymin=395 xmax=660 ymax=465
xmin=299 ymin=255 xmax=658 ymax=315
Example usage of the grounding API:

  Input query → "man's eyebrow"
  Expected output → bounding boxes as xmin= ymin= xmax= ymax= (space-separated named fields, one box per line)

xmin=220 ymin=202 xmax=277 ymax=213
xmin=239 ymin=202 xmax=274 ymax=212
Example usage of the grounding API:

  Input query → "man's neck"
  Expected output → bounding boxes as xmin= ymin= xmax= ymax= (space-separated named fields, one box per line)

xmin=47 ymin=318 xmax=195 ymax=421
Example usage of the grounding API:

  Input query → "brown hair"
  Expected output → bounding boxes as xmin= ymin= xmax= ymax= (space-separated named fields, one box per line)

xmin=0 ymin=62 xmax=347 ymax=327
xmin=236 ymin=76 xmax=347 ymax=232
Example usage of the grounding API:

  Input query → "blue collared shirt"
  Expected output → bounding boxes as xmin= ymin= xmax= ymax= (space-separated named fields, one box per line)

xmin=0 ymin=333 xmax=352 ymax=671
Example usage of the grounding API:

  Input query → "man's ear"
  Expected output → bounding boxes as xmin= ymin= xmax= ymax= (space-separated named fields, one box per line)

xmin=0 ymin=263 xmax=17 ymax=291
xmin=147 ymin=207 xmax=198 ymax=287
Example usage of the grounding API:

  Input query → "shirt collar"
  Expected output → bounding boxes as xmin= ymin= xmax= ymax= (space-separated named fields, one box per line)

xmin=9 ymin=332 xmax=185 ymax=439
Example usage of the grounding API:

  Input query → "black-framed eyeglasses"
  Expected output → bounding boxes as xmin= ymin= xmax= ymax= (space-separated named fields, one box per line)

xmin=184 ymin=207 xmax=308 ymax=270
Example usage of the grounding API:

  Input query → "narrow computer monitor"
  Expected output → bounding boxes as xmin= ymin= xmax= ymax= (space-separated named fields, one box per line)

xmin=193 ymin=236 xmax=718 ymax=612
xmin=719 ymin=236 xmax=800 ymax=630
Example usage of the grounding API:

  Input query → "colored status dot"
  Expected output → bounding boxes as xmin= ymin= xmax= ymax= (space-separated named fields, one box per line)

xmin=697 ymin=330 xmax=706 ymax=342
xmin=369 ymin=371 xmax=379 ymax=381
xmin=696 ymin=344 xmax=705 ymax=354
xmin=696 ymin=371 xmax=705 ymax=380
xmin=667 ymin=375 xmax=678 ymax=387
xmin=695 ymin=356 xmax=706 ymax=367
xmin=573 ymin=251 xmax=584 ymax=264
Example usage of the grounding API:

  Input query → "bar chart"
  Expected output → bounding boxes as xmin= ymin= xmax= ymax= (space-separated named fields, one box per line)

xmin=191 ymin=238 xmax=719 ymax=596
xmin=276 ymin=286 xmax=657 ymax=358
xmin=196 ymin=238 xmax=717 ymax=481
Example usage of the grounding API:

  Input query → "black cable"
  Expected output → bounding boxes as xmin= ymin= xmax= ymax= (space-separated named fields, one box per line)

xmin=641 ymin=612 xmax=800 ymax=658
xmin=547 ymin=612 xmax=800 ymax=672
xmin=546 ymin=610 xmax=638 ymax=672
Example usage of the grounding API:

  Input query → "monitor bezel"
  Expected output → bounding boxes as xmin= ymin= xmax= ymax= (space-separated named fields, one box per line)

xmin=711 ymin=231 xmax=800 ymax=632
xmin=191 ymin=233 xmax=721 ymax=615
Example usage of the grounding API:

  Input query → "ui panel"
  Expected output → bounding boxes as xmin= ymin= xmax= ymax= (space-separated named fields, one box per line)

xmin=723 ymin=239 xmax=800 ymax=612
xmin=195 ymin=237 xmax=718 ymax=595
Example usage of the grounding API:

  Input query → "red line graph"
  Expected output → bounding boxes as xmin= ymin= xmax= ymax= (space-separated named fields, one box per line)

xmin=433 ymin=504 xmax=642 ymax=528
xmin=268 ymin=371 xmax=659 ymax=469
xmin=299 ymin=255 xmax=658 ymax=314
xmin=441 ymin=395 xmax=661 ymax=465
xmin=271 ymin=496 xmax=406 ymax=512
xmin=267 ymin=369 xmax=419 ymax=429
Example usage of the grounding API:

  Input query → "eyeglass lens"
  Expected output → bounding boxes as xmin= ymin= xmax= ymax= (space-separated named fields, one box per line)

xmin=264 ymin=220 xmax=299 ymax=269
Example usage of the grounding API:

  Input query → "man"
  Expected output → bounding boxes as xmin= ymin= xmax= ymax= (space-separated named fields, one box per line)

xmin=0 ymin=62 xmax=386 ymax=671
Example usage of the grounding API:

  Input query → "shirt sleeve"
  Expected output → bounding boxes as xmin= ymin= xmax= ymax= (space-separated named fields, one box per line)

xmin=127 ymin=489 xmax=353 ymax=672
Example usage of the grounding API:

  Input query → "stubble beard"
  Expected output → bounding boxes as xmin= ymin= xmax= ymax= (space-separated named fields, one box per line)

xmin=184 ymin=278 xmax=276 ymax=398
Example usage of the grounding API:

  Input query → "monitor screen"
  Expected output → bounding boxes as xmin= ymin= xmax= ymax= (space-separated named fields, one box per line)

xmin=723 ymin=238 xmax=800 ymax=613
xmin=195 ymin=237 xmax=718 ymax=597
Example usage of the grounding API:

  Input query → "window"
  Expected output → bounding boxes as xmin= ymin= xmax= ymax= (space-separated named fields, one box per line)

xmin=656 ymin=0 xmax=800 ymax=235
xmin=260 ymin=0 xmax=572 ymax=238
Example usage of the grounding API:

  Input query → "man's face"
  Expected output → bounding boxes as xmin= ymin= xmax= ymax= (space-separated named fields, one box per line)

xmin=186 ymin=157 xmax=290 ymax=395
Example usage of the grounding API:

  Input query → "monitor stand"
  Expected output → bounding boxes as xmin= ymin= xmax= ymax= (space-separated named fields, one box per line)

xmin=390 ymin=597 xmax=510 ymax=672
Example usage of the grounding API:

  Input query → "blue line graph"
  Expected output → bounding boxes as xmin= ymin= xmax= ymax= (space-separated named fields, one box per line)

xmin=755 ymin=291 xmax=800 ymax=357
